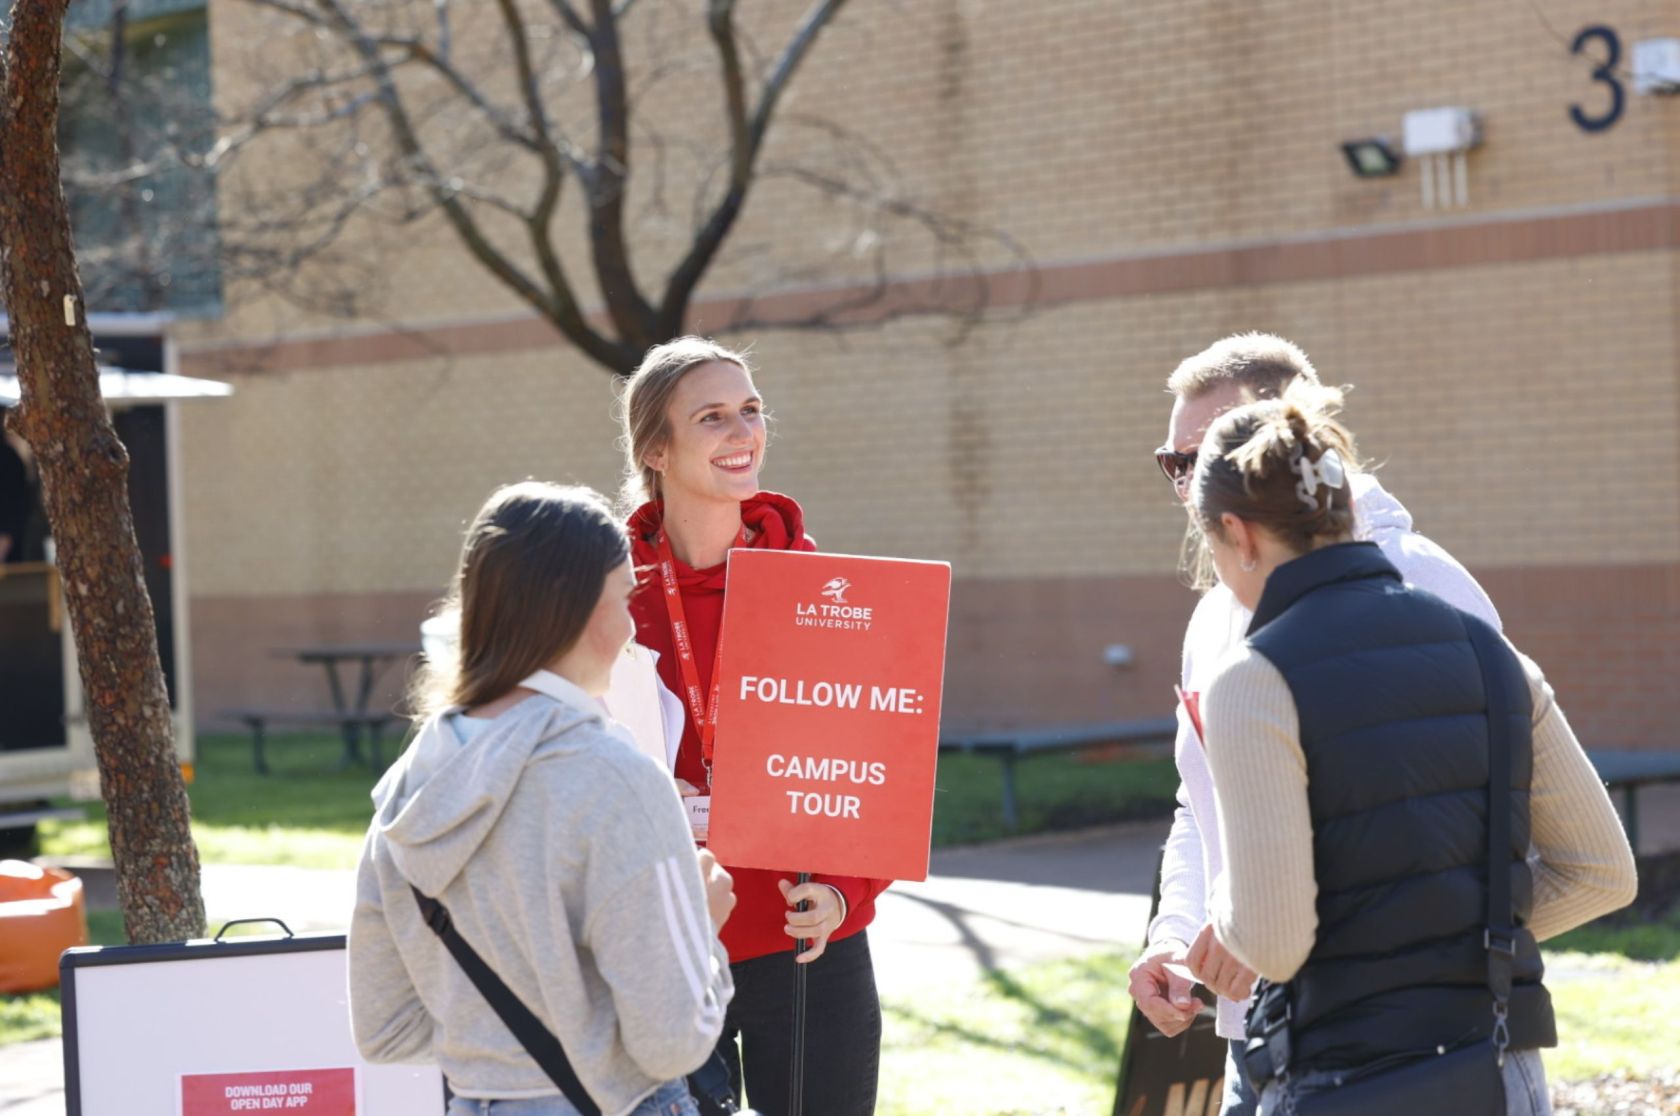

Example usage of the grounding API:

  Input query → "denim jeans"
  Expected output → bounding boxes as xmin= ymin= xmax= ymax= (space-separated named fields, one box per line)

xmin=446 ymin=1079 xmax=697 ymax=1116
xmin=1221 ymin=1038 xmax=1260 ymax=1116
xmin=1257 ymin=1047 xmax=1551 ymax=1116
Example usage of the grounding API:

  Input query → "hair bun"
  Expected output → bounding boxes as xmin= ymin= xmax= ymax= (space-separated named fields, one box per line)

xmin=1192 ymin=384 xmax=1359 ymax=555
xmin=1285 ymin=404 xmax=1313 ymax=454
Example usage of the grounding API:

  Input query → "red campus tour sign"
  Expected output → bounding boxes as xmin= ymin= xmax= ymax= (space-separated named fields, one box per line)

xmin=706 ymin=549 xmax=952 ymax=882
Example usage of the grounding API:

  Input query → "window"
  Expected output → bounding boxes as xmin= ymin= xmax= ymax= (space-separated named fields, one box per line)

xmin=60 ymin=0 xmax=221 ymax=315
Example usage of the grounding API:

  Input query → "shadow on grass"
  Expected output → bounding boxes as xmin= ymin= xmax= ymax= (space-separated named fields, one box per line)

xmin=881 ymin=890 xmax=1125 ymax=1075
xmin=981 ymin=963 xmax=1124 ymax=1065
xmin=881 ymin=954 xmax=1126 ymax=1078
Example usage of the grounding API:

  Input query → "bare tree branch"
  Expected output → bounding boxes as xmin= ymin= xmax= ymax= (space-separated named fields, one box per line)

xmin=659 ymin=0 xmax=849 ymax=331
xmin=583 ymin=0 xmax=658 ymax=346
xmin=707 ymin=0 xmax=750 ymax=189
xmin=753 ymin=0 xmax=850 ymax=145
xmin=433 ymin=0 xmax=452 ymax=61
xmin=310 ymin=0 xmax=634 ymax=370
xmin=488 ymin=0 xmax=585 ymax=324
xmin=547 ymin=0 xmax=592 ymax=39
xmin=245 ymin=0 xmax=546 ymax=152
xmin=65 ymin=0 xmax=1032 ymax=375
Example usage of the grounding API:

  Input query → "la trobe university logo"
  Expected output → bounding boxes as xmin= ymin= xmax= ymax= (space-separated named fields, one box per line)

xmin=796 ymin=575 xmax=874 ymax=631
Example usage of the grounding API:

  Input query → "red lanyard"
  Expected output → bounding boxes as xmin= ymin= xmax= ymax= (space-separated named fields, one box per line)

xmin=655 ymin=525 xmax=749 ymax=781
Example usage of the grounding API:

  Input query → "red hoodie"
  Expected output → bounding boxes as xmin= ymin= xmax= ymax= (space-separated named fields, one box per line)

xmin=627 ymin=492 xmax=891 ymax=963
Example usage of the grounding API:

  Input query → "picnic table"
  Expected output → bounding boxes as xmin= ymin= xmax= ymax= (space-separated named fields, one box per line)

xmin=222 ymin=641 xmax=419 ymax=773
xmin=1585 ymin=748 xmax=1680 ymax=854
xmin=939 ymin=718 xmax=1179 ymax=832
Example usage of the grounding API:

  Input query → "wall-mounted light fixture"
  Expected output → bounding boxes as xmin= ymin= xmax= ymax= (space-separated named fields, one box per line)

xmin=1340 ymin=138 xmax=1403 ymax=178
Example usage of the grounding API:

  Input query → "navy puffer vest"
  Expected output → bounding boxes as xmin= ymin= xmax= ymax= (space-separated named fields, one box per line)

xmin=1244 ymin=542 xmax=1556 ymax=1072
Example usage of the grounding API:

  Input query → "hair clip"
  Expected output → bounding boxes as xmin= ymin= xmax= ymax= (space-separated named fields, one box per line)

xmin=1295 ymin=447 xmax=1345 ymax=510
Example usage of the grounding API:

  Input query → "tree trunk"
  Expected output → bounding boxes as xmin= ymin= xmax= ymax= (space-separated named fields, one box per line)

xmin=0 ymin=0 xmax=205 ymax=944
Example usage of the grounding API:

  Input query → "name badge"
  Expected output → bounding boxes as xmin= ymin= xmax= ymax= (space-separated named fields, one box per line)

xmin=685 ymin=795 xmax=712 ymax=836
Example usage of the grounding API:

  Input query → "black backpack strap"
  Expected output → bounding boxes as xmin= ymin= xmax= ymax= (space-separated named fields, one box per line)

xmin=1241 ymin=979 xmax=1292 ymax=1087
xmin=1463 ymin=620 xmax=1516 ymax=1064
xmin=411 ymin=885 xmax=603 ymax=1116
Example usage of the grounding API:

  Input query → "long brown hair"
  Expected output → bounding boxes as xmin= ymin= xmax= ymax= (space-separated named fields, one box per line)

xmin=616 ymin=336 xmax=753 ymax=513
xmin=411 ymin=482 xmax=629 ymax=718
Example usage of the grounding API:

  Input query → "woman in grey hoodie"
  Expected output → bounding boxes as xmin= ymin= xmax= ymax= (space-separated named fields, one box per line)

xmin=350 ymin=482 xmax=737 ymax=1116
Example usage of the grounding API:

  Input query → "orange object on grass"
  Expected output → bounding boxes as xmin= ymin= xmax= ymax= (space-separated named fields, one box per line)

xmin=0 ymin=860 xmax=88 ymax=993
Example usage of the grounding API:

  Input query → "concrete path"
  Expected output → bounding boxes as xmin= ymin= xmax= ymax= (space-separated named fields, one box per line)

xmin=0 ymin=821 xmax=1169 ymax=1115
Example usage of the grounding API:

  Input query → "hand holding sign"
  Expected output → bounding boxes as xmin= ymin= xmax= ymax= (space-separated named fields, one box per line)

xmin=779 ymin=878 xmax=843 ymax=962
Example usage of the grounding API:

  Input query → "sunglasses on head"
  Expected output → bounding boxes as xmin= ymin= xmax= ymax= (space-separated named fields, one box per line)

xmin=1154 ymin=446 xmax=1197 ymax=488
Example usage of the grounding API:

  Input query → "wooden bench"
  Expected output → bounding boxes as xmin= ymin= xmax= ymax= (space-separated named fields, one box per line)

xmin=1586 ymin=748 xmax=1680 ymax=853
xmin=220 ymin=709 xmax=401 ymax=774
xmin=939 ymin=718 xmax=1179 ymax=832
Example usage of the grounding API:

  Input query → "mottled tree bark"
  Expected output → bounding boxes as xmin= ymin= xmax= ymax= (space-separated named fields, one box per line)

xmin=0 ymin=0 xmax=205 ymax=943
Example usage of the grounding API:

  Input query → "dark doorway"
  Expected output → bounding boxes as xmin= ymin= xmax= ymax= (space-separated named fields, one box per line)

xmin=113 ymin=404 xmax=177 ymax=707
xmin=0 ymin=570 xmax=66 ymax=753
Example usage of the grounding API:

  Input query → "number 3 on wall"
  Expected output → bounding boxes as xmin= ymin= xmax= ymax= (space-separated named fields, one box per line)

xmin=1570 ymin=25 xmax=1625 ymax=133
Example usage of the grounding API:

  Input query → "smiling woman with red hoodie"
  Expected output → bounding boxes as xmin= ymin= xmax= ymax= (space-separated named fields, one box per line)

xmin=619 ymin=338 xmax=887 ymax=1116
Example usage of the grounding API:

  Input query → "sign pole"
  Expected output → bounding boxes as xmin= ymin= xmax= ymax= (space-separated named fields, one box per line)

xmin=788 ymin=871 xmax=811 ymax=1116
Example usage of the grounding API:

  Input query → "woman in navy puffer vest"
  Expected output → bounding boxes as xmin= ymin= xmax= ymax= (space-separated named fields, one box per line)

xmin=1187 ymin=384 xmax=1636 ymax=1116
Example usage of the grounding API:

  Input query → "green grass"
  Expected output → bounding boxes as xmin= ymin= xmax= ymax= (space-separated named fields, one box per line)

xmin=0 ymin=992 xmax=62 ymax=1047
xmin=1546 ymin=901 xmax=1680 ymax=962
xmin=929 ymin=753 xmax=1179 ymax=847
xmin=39 ymin=736 xmax=1177 ymax=868
xmin=1545 ymin=950 xmax=1680 ymax=1081
xmin=877 ymin=950 xmax=1137 ymax=1115
xmin=0 ymin=910 xmax=126 ymax=1047
xmin=39 ymin=731 xmax=387 ymax=870
xmin=1539 ymin=902 xmax=1680 ymax=1081
xmin=872 ymin=944 xmax=1680 ymax=1114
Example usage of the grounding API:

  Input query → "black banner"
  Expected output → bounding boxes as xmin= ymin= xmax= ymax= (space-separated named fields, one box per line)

xmin=1111 ymin=992 xmax=1229 ymax=1116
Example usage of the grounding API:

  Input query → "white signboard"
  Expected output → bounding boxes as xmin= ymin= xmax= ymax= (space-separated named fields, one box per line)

xmin=61 ymin=933 xmax=442 ymax=1116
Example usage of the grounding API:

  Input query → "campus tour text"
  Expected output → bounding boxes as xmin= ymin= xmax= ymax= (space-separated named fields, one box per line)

xmin=739 ymin=674 xmax=922 ymax=821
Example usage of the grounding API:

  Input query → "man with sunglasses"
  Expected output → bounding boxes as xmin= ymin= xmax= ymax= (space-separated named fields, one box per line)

xmin=1126 ymin=333 xmax=1501 ymax=1116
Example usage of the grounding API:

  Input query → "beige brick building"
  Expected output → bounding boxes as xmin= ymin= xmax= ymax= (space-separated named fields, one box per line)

xmin=179 ymin=0 xmax=1680 ymax=748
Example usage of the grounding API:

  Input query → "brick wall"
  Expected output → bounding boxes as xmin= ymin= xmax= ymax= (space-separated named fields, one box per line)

xmin=178 ymin=1 xmax=1680 ymax=743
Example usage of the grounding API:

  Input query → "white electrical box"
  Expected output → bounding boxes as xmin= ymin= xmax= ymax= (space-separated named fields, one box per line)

xmin=1634 ymin=38 xmax=1680 ymax=94
xmin=1402 ymin=107 xmax=1481 ymax=156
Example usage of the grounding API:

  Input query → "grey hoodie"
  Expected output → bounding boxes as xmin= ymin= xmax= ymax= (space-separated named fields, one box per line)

xmin=348 ymin=683 xmax=733 ymax=1114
